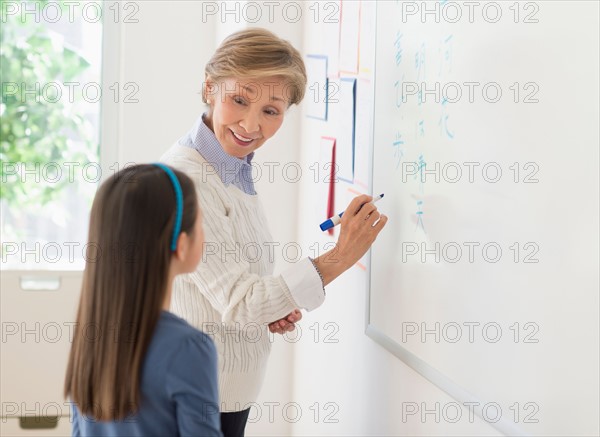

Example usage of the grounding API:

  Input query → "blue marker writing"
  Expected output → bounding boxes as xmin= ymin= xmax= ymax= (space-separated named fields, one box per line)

xmin=320 ymin=194 xmax=385 ymax=232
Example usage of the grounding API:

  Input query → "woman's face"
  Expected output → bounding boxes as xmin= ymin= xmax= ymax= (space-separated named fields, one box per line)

xmin=204 ymin=76 xmax=289 ymax=158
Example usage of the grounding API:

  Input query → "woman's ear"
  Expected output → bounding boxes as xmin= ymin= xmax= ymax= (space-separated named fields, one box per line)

xmin=203 ymin=77 xmax=216 ymax=104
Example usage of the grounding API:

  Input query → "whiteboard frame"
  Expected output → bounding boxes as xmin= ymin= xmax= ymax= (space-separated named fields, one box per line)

xmin=363 ymin=4 xmax=527 ymax=435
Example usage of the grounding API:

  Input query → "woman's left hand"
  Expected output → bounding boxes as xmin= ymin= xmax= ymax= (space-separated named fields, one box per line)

xmin=268 ymin=309 xmax=302 ymax=335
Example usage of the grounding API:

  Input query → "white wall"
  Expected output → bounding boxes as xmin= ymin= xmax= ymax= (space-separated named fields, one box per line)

xmin=104 ymin=3 xmax=215 ymax=165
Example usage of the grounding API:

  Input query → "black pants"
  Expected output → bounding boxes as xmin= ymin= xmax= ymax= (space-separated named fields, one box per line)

xmin=220 ymin=408 xmax=250 ymax=437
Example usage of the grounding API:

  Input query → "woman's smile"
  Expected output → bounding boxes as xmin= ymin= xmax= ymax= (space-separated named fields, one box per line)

xmin=230 ymin=129 xmax=258 ymax=146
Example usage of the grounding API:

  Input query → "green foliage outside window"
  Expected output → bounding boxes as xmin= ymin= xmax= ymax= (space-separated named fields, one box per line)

xmin=0 ymin=0 xmax=98 ymax=208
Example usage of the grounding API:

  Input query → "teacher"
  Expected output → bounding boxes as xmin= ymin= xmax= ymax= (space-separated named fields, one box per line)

xmin=160 ymin=28 xmax=387 ymax=436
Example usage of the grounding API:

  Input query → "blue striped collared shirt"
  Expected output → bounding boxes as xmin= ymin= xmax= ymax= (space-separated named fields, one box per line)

xmin=179 ymin=113 xmax=256 ymax=195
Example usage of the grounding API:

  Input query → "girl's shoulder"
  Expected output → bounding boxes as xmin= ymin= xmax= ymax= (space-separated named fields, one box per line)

xmin=159 ymin=310 xmax=213 ymax=343
xmin=149 ymin=311 xmax=217 ymax=365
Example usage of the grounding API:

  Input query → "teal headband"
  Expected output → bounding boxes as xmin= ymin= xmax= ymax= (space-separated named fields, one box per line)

xmin=152 ymin=163 xmax=183 ymax=252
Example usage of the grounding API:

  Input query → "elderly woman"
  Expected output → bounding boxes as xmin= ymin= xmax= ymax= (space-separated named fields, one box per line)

xmin=161 ymin=28 xmax=387 ymax=436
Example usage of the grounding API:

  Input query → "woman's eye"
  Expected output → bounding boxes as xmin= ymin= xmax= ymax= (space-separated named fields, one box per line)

xmin=233 ymin=97 xmax=245 ymax=105
xmin=265 ymin=109 xmax=279 ymax=116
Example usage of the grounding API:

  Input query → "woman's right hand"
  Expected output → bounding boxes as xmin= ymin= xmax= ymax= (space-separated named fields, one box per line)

xmin=336 ymin=194 xmax=388 ymax=266
xmin=315 ymin=194 xmax=388 ymax=285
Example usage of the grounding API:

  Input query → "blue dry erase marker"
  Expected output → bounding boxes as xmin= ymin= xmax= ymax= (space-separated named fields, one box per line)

xmin=319 ymin=194 xmax=384 ymax=232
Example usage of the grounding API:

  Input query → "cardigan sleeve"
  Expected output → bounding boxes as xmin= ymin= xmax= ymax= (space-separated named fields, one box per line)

xmin=186 ymin=182 xmax=323 ymax=325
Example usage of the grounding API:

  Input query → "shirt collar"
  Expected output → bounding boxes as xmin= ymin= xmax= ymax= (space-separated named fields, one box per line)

xmin=188 ymin=113 xmax=255 ymax=186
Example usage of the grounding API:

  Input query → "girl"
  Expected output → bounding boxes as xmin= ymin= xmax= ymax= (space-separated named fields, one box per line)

xmin=64 ymin=164 xmax=222 ymax=436
xmin=161 ymin=28 xmax=387 ymax=436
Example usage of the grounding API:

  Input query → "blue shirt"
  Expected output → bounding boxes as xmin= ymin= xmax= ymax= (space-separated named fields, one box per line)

xmin=71 ymin=311 xmax=222 ymax=437
xmin=179 ymin=114 xmax=257 ymax=195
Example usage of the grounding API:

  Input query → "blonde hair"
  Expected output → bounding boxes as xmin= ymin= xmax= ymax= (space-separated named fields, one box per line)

xmin=203 ymin=28 xmax=307 ymax=106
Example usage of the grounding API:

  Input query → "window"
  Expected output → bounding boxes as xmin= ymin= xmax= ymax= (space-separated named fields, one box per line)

xmin=1 ymin=0 xmax=103 ymax=270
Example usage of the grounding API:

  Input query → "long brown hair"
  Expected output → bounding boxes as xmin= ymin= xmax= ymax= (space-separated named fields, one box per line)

xmin=64 ymin=164 xmax=198 ymax=420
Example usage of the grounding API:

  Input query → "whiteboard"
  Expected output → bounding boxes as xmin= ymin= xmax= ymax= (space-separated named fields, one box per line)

xmin=367 ymin=2 xmax=599 ymax=435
